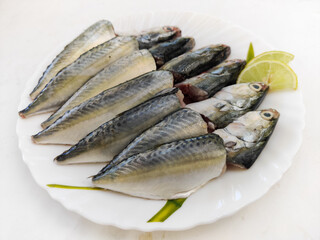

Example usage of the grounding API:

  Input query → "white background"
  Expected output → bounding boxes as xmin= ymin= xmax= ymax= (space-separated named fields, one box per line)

xmin=1 ymin=0 xmax=319 ymax=239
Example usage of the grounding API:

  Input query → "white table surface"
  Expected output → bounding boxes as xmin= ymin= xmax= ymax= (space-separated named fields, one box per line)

xmin=1 ymin=0 xmax=319 ymax=239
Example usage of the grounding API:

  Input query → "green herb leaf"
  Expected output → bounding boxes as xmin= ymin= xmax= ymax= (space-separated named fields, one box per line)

xmin=246 ymin=42 xmax=255 ymax=63
xmin=147 ymin=198 xmax=186 ymax=222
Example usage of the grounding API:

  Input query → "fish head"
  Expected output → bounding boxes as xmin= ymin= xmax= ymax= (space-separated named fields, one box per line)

xmin=208 ymin=59 xmax=247 ymax=76
xmin=214 ymin=82 xmax=269 ymax=110
xmin=184 ymin=37 xmax=196 ymax=49
xmin=162 ymin=26 xmax=182 ymax=37
xmin=258 ymin=108 xmax=280 ymax=139
xmin=225 ymin=109 xmax=279 ymax=143
xmin=206 ymin=44 xmax=231 ymax=60
xmin=137 ymin=26 xmax=181 ymax=49
xmin=215 ymin=109 xmax=279 ymax=168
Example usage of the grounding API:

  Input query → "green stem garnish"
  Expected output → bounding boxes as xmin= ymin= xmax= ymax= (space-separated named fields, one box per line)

xmin=47 ymin=184 xmax=186 ymax=223
xmin=246 ymin=42 xmax=255 ymax=63
xmin=47 ymin=184 xmax=105 ymax=191
xmin=147 ymin=198 xmax=186 ymax=222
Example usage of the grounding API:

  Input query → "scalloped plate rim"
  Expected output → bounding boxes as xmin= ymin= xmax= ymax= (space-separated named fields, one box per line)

xmin=16 ymin=11 xmax=305 ymax=231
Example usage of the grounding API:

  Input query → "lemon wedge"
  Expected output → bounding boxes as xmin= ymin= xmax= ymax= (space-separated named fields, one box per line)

xmin=237 ymin=60 xmax=298 ymax=90
xmin=247 ymin=51 xmax=294 ymax=66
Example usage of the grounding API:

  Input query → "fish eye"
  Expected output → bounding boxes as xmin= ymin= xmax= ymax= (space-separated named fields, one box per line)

xmin=261 ymin=111 xmax=273 ymax=120
xmin=249 ymin=83 xmax=262 ymax=91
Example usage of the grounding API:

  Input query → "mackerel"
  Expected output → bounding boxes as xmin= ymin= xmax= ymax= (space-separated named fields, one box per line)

xmin=19 ymin=36 xmax=138 ymax=118
xmin=92 ymin=134 xmax=226 ymax=200
xmin=30 ymin=20 xmax=116 ymax=99
xmin=105 ymin=108 xmax=208 ymax=170
xmin=136 ymin=26 xmax=181 ymax=49
xmin=54 ymin=88 xmax=182 ymax=164
xmin=41 ymin=49 xmax=156 ymax=128
xmin=149 ymin=37 xmax=195 ymax=67
xmin=161 ymin=44 xmax=231 ymax=83
xmin=186 ymin=83 xmax=268 ymax=129
xmin=176 ymin=59 xmax=246 ymax=102
xmin=214 ymin=109 xmax=279 ymax=168
xmin=32 ymin=71 xmax=174 ymax=145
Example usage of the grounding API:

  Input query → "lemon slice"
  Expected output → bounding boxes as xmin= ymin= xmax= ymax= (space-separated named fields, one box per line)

xmin=247 ymin=51 xmax=294 ymax=66
xmin=237 ymin=60 xmax=298 ymax=90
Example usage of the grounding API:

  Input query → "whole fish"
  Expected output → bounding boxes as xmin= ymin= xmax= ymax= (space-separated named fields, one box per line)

xmin=19 ymin=36 xmax=138 ymax=118
xmin=214 ymin=109 xmax=279 ymax=168
xmin=149 ymin=37 xmax=195 ymax=67
xmin=41 ymin=49 xmax=156 ymax=128
xmin=186 ymin=82 xmax=268 ymax=129
xmin=32 ymin=71 xmax=174 ymax=145
xmin=30 ymin=20 xmax=116 ymax=99
xmin=136 ymin=26 xmax=181 ymax=49
xmin=160 ymin=44 xmax=231 ymax=83
xmin=105 ymin=108 xmax=208 ymax=170
xmin=92 ymin=134 xmax=226 ymax=200
xmin=54 ymin=88 xmax=183 ymax=164
xmin=176 ymin=59 xmax=246 ymax=102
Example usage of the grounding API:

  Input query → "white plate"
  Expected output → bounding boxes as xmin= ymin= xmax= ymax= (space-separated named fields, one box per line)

xmin=16 ymin=12 xmax=305 ymax=231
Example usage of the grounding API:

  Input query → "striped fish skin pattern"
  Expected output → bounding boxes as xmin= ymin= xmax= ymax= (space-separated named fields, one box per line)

xmin=176 ymin=59 xmax=246 ymax=102
xmin=32 ymin=71 xmax=174 ymax=145
xmin=41 ymin=49 xmax=156 ymax=128
xmin=136 ymin=26 xmax=181 ymax=49
xmin=30 ymin=20 xmax=116 ymax=99
xmin=149 ymin=37 xmax=195 ymax=67
xmin=214 ymin=109 xmax=279 ymax=169
xmin=54 ymin=88 xmax=181 ymax=164
xmin=160 ymin=44 xmax=231 ymax=83
xmin=19 ymin=36 xmax=138 ymax=118
xmin=92 ymin=134 xmax=226 ymax=200
xmin=105 ymin=108 xmax=208 ymax=171
xmin=186 ymin=82 xmax=269 ymax=129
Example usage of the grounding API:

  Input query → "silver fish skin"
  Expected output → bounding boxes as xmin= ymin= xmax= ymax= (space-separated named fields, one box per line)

xmin=41 ymin=49 xmax=156 ymax=128
xmin=19 ymin=36 xmax=138 ymax=118
xmin=149 ymin=37 xmax=195 ymax=67
xmin=32 ymin=71 xmax=174 ymax=145
xmin=54 ymin=88 xmax=182 ymax=164
xmin=214 ymin=109 xmax=279 ymax=169
xmin=103 ymin=108 xmax=208 ymax=171
xmin=92 ymin=134 xmax=226 ymax=200
xmin=176 ymin=59 xmax=246 ymax=102
xmin=186 ymin=83 xmax=268 ymax=129
xmin=136 ymin=26 xmax=181 ymax=49
xmin=160 ymin=44 xmax=231 ymax=83
xmin=30 ymin=20 xmax=116 ymax=99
